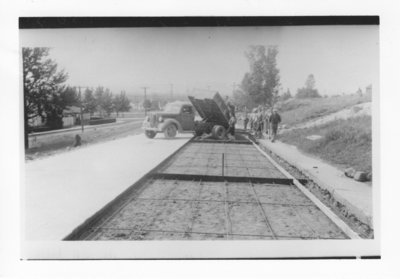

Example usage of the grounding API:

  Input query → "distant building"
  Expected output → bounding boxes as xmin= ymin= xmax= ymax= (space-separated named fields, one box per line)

xmin=29 ymin=115 xmax=44 ymax=128
xmin=63 ymin=106 xmax=90 ymax=127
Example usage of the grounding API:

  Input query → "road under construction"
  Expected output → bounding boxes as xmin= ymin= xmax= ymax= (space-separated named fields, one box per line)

xmin=65 ymin=132 xmax=360 ymax=241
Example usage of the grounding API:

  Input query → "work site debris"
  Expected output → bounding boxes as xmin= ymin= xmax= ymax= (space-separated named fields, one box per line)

xmin=344 ymin=167 xmax=371 ymax=182
xmin=73 ymin=134 xmax=82 ymax=147
xmin=354 ymin=171 xmax=368 ymax=182
xmin=344 ymin=167 xmax=356 ymax=178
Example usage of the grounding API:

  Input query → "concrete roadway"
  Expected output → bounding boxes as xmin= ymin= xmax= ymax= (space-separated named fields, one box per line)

xmin=24 ymin=133 xmax=191 ymax=242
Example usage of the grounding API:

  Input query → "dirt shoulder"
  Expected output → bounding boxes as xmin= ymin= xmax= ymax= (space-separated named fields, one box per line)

xmin=258 ymin=140 xmax=373 ymax=239
xmin=26 ymin=120 xmax=144 ymax=161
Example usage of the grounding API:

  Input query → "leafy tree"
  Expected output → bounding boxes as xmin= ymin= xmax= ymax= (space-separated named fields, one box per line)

xmin=113 ymin=91 xmax=131 ymax=117
xmin=282 ymin=88 xmax=292 ymax=101
xmin=102 ymin=88 xmax=114 ymax=116
xmin=22 ymin=47 xmax=70 ymax=148
xmin=143 ymin=99 xmax=152 ymax=110
xmin=44 ymin=86 xmax=79 ymax=129
xmin=232 ymin=88 xmax=257 ymax=109
xmin=83 ymin=88 xmax=97 ymax=116
xmin=240 ymin=45 xmax=280 ymax=107
xmin=296 ymin=74 xmax=321 ymax=98
xmin=305 ymin=74 xmax=316 ymax=90
xmin=94 ymin=86 xmax=113 ymax=117
xmin=150 ymin=100 xmax=160 ymax=111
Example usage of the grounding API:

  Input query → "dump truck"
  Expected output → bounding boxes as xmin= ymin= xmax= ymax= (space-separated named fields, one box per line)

xmin=142 ymin=101 xmax=196 ymax=139
xmin=65 ymin=94 xmax=358 ymax=241
xmin=142 ymin=92 xmax=234 ymax=139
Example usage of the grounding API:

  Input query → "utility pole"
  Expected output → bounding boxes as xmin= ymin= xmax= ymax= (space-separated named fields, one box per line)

xmin=142 ymin=86 xmax=148 ymax=116
xmin=78 ymin=86 xmax=84 ymax=132
xmin=170 ymin=83 xmax=173 ymax=101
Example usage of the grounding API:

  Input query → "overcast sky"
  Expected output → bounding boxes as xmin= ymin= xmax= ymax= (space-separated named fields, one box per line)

xmin=20 ymin=25 xmax=379 ymax=97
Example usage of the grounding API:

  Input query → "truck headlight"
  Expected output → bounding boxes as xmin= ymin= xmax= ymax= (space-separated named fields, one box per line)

xmin=158 ymin=116 xmax=163 ymax=122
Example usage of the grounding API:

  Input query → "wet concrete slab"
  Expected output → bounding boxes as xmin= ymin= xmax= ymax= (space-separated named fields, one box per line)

xmin=88 ymin=179 xmax=348 ymax=240
xmin=159 ymin=142 xmax=286 ymax=179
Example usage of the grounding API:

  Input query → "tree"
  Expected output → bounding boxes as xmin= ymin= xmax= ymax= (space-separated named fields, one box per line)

xmin=305 ymin=74 xmax=316 ymax=90
xmin=240 ymin=45 xmax=280 ymax=107
xmin=282 ymin=88 xmax=292 ymax=101
xmin=232 ymin=88 xmax=257 ymax=110
xmin=296 ymin=74 xmax=321 ymax=98
xmin=102 ymin=88 xmax=114 ymax=116
xmin=94 ymin=86 xmax=113 ymax=117
xmin=150 ymin=100 xmax=160 ymax=111
xmin=44 ymin=86 xmax=79 ymax=129
xmin=83 ymin=88 xmax=97 ymax=116
xmin=22 ymin=47 xmax=69 ymax=148
xmin=94 ymin=86 xmax=104 ymax=113
xmin=143 ymin=99 xmax=152 ymax=111
xmin=113 ymin=91 xmax=131 ymax=117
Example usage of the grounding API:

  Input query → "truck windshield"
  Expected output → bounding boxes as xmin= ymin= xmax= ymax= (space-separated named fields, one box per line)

xmin=163 ymin=103 xmax=183 ymax=113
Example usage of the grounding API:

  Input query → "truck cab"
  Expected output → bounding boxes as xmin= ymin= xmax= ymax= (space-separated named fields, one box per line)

xmin=142 ymin=101 xmax=195 ymax=138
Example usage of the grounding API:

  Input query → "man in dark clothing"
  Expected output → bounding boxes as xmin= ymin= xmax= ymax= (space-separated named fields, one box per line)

xmin=243 ymin=113 xmax=249 ymax=130
xmin=269 ymin=109 xmax=281 ymax=142
xmin=228 ymin=113 xmax=236 ymax=136
xmin=227 ymin=102 xmax=235 ymax=117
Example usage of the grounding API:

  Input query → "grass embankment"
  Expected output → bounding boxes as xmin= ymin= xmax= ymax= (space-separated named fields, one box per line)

xmin=279 ymin=94 xmax=371 ymax=127
xmin=279 ymin=115 xmax=372 ymax=173
xmin=26 ymin=120 xmax=144 ymax=160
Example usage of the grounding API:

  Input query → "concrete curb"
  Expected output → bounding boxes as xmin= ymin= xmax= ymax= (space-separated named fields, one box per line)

xmin=257 ymin=136 xmax=373 ymax=228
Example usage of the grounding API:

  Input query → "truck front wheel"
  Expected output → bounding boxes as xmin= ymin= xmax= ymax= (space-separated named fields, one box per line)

xmin=145 ymin=130 xmax=156 ymax=139
xmin=164 ymin=124 xmax=177 ymax=138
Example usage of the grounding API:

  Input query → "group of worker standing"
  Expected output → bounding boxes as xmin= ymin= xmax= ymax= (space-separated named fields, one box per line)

xmin=242 ymin=107 xmax=281 ymax=142
xmin=224 ymin=96 xmax=282 ymax=142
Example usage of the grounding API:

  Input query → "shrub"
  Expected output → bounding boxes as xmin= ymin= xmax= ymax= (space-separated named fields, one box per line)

xmin=325 ymin=129 xmax=343 ymax=141
xmin=88 ymin=118 xmax=116 ymax=125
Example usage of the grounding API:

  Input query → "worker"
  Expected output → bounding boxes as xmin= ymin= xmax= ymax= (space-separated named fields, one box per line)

xmin=224 ymin=96 xmax=235 ymax=117
xmin=269 ymin=108 xmax=282 ymax=142
xmin=249 ymin=112 xmax=254 ymax=132
xmin=264 ymin=109 xmax=272 ymax=138
xmin=256 ymin=110 xmax=264 ymax=138
xmin=227 ymin=111 xmax=236 ymax=136
xmin=251 ymin=111 xmax=257 ymax=134
xmin=227 ymin=102 xmax=236 ymax=118
xmin=243 ymin=111 xmax=249 ymax=130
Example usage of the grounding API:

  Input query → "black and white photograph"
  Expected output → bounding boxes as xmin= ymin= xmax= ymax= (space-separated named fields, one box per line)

xmin=4 ymin=0 xmax=400 ymax=276
xmin=18 ymin=16 xmax=381 ymax=260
